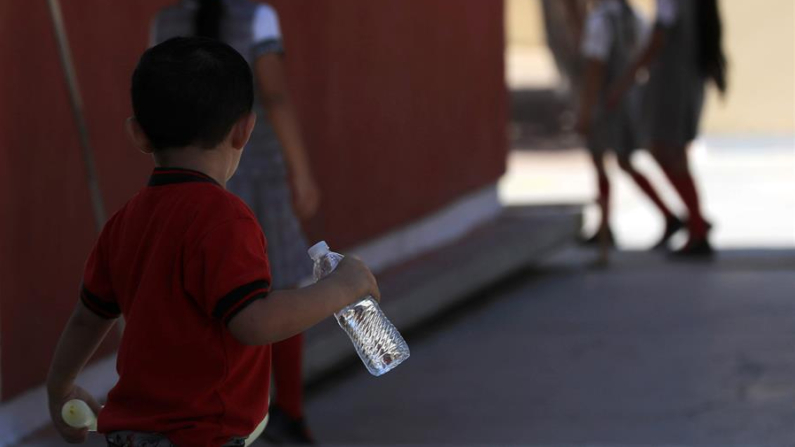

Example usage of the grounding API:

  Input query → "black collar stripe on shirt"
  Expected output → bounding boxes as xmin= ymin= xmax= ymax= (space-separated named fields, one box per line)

xmin=81 ymin=285 xmax=121 ymax=319
xmin=148 ymin=168 xmax=220 ymax=187
xmin=213 ymin=280 xmax=270 ymax=323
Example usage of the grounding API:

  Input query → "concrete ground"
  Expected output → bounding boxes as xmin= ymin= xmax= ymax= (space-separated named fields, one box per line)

xmin=304 ymin=248 xmax=795 ymax=446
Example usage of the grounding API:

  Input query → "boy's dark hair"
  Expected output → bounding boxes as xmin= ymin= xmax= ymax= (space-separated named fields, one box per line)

xmin=131 ymin=37 xmax=253 ymax=151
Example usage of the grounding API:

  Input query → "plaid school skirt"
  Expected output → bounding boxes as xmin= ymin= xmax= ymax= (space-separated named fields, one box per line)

xmin=227 ymin=165 xmax=313 ymax=290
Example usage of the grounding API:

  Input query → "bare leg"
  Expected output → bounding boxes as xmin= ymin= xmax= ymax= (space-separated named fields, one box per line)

xmin=616 ymin=154 xmax=675 ymax=220
xmin=650 ymin=144 xmax=713 ymax=258
xmin=650 ymin=144 xmax=708 ymax=239
xmin=617 ymin=153 xmax=685 ymax=249
xmin=590 ymin=152 xmax=611 ymax=264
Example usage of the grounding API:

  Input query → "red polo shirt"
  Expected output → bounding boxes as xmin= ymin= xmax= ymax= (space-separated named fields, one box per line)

xmin=81 ymin=167 xmax=272 ymax=446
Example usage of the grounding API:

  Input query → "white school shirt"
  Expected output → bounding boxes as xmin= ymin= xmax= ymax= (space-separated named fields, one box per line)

xmin=580 ymin=0 xmax=649 ymax=61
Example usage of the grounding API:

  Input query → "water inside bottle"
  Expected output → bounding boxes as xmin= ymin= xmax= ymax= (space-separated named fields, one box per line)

xmin=335 ymin=297 xmax=409 ymax=376
xmin=311 ymin=245 xmax=409 ymax=376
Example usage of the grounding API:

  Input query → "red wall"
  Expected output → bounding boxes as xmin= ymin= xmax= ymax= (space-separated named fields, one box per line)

xmin=0 ymin=1 xmax=506 ymax=400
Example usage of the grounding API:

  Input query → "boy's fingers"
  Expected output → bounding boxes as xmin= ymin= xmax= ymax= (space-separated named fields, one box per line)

xmin=52 ymin=404 xmax=88 ymax=442
xmin=50 ymin=388 xmax=98 ymax=442
xmin=369 ymin=274 xmax=381 ymax=302
xmin=67 ymin=386 xmax=101 ymax=415
xmin=77 ymin=390 xmax=102 ymax=414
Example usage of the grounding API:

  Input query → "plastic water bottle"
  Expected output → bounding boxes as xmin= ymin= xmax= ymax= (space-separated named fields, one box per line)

xmin=308 ymin=241 xmax=409 ymax=376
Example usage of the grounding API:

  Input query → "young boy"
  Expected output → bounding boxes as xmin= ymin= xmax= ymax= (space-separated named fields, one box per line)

xmin=46 ymin=37 xmax=379 ymax=447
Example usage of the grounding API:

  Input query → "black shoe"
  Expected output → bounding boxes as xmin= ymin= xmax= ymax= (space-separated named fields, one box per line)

xmin=652 ymin=216 xmax=685 ymax=250
xmin=260 ymin=406 xmax=315 ymax=444
xmin=669 ymin=236 xmax=715 ymax=259
xmin=579 ymin=228 xmax=615 ymax=247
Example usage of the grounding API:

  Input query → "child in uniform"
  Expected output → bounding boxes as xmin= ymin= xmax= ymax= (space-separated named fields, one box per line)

xmin=46 ymin=37 xmax=379 ymax=447
xmin=577 ymin=0 xmax=680 ymax=258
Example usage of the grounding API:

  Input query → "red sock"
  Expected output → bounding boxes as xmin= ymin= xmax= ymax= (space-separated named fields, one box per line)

xmin=629 ymin=172 xmax=674 ymax=220
xmin=598 ymin=174 xmax=611 ymax=229
xmin=665 ymin=171 xmax=707 ymax=238
xmin=272 ymin=333 xmax=305 ymax=419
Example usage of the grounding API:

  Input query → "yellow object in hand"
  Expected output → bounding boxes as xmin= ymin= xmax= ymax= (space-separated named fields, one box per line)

xmin=61 ymin=399 xmax=97 ymax=431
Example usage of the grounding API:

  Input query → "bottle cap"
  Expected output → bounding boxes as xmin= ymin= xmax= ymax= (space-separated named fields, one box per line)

xmin=308 ymin=241 xmax=330 ymax=261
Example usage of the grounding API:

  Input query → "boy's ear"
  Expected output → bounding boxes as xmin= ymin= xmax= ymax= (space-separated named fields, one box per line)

xmin=230 ymin=112 xmax=256 ymax=151
xmin=126 ymin=117 xmax=155 ymax=154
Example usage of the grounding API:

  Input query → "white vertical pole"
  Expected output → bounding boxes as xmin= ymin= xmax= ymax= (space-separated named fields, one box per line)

xmin=45 ymin=0 xmax=107 ymax=232
xmin=45 ymin=0 xmax=123 ymax=337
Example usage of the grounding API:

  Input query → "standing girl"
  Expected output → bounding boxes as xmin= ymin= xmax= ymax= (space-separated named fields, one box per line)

xmin=576 ymin=0 xmax=680 ymax=257
xmin=611 ymin=0 xmax=728 ymax=256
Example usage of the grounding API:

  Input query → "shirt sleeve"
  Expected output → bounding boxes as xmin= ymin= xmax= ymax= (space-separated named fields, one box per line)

xmin=184 ymin=217 xmax=272 ymax=325
xmin=251 ymin=5 xmax=284 ymax=58
xmin=656 ymin=0 xmax=679 ymax=27
xmin=81 ymin=234 xmax=121 ymax=319
xmin=581 ymin=12 xmax=612 ymax=61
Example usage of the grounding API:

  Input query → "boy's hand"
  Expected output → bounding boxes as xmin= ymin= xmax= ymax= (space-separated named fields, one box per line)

xmin=48 ymin=385 xmax=101 ymax=443
xmin=331 ymin=256 xmax=381 ymax=304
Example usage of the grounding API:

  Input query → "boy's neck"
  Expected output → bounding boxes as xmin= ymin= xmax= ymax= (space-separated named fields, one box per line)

xmin=153 ymin=146 xmax=233 ymax=188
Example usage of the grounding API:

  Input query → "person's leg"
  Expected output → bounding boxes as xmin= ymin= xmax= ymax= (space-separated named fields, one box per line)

xmin=265 ymin=327 xmax=314 ymax=444
xmin=617 ymin=153 xmax=684 ymax=249
xmin=590 ymin=152 xmax=611 ymax=236
xmin=651 ymin=144 xmax=712 ymax=254
xmin=271 ymin=333 xmax=305 ymax=420
xmin=584 ymin=152 xmax=614 ymax=265
xmin=616 ymin=154 xmax=675 ymax=220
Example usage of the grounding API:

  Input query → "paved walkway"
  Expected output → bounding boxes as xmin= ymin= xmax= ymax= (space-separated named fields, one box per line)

xmin=304 ymin=248 xmax=795 ymax=445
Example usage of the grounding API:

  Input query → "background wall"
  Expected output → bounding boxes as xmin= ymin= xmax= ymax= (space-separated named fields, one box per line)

xmin=0 ymin=0 xmax=507 ymax=400
xmin=505 ymin=0 xmax=795 ymax=134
